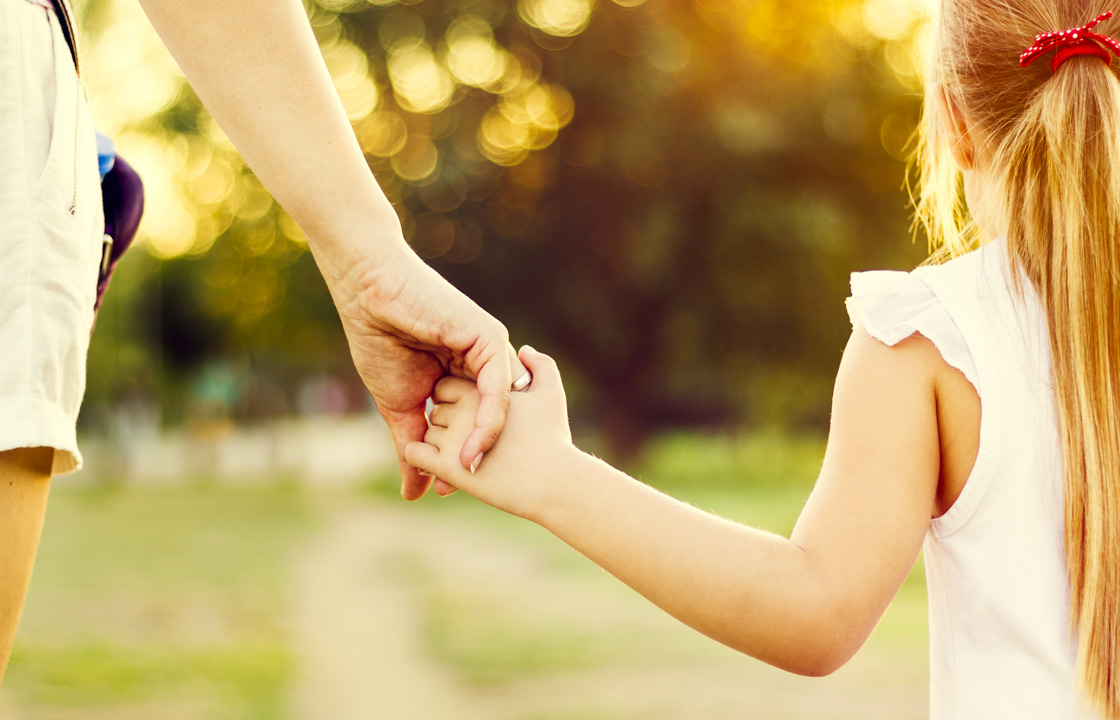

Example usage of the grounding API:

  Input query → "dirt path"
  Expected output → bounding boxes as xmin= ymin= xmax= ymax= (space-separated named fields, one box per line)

xmin=290 ymin=502 xmax=929 ymax=720
xmin=290 ymin=506 xmax=486 ymax=720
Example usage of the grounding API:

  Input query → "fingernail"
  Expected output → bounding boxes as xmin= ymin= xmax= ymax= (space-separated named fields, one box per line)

xmin=418 ymin=470 xmax=433 ymax=477
xmin=470 ymin=453 xmax=484 ymax=474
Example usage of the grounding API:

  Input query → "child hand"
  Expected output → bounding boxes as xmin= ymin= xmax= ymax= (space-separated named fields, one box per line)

xmin=405 ymin=346 xmax=576 ymax=520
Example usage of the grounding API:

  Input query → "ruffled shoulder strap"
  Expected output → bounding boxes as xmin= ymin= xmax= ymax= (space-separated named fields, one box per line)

xmin=845 ymin=270 xmax=979 ymax=392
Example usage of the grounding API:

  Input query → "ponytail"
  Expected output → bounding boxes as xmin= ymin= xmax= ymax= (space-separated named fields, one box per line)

xmin=916 ymin=3 xmax=1120 ymax=715
xmin=1002 ymin=58 xmax=1120 ymax=717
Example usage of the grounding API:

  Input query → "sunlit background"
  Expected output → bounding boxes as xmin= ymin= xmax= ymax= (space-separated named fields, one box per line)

xmin=2 ymin=0 xmax=943 ymax=717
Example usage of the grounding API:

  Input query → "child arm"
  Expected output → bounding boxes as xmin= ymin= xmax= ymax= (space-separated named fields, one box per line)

xmin=408 ymin=332 xmax=944 ymax=676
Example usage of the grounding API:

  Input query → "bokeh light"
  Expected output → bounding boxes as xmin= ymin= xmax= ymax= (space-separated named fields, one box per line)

xmin=79 ymin=0 xmax=938 ymax=265
xmin=74 ymin=0 xmax=937 ymax=476
xmin=391 ymin=133 xmax=441 ymax=182
xmin=387 ymin=41 xmax=457 ymax=114
xmin=517 ymin=0 xmax=595 ymax=37
xmin=322 ymin=39 xmax=380 ymax=121
xmin=446 ymin=16 xmax=508 ymax=89
xmin=356 ymin=110 xmax=409 ymax=156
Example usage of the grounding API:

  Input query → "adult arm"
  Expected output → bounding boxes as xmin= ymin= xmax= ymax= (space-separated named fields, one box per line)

xmin=136 ymin=0 xmax=521 ymax=497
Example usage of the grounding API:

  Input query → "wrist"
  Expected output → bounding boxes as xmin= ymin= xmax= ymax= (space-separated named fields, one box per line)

xmin=313 ymin=233 xmax=423 ymax=314
xmin=303 ymin=202 xmax=414 ymax=291
xmin=526 ymin=445 xmax=600 ymax=528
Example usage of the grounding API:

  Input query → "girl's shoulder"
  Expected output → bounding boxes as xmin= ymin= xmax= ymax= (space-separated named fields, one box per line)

xmin=844 ymin=251 xmax=984 ymax=393
xmin=851 ymin=240 xmax=999 ymax=307
xmin=845 ymin=238 xmax=1014 ymax=387
xmin=846 ymin=246 xmax=999 ymax=527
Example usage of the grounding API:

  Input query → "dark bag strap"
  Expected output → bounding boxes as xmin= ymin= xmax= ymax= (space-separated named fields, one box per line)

xmin=49 ymin=0 xmax=80 ymax=76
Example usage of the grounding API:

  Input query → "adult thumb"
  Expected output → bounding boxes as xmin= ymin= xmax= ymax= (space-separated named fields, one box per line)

xmin=517 ymin=346 xmax=563 ymax=395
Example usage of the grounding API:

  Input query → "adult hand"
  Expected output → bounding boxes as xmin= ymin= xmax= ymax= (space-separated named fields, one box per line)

xmin=327 ymin=245 xmax=526 ymax=500
xmin=134 ymin=0 xmax=525 ymax=497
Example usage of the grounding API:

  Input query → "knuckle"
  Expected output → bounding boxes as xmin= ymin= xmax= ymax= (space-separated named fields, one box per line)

xmin=472 ymin=423 xmax=500 ymax=446
xmin=485 ymin=390 xmax=510 ymax=418
xmin=476 ymin=430 xmax=500 ymax=451
xmin=434 ymin=377 xmax=470 ymax=401
xmin=489 ymin=319 xmax=510 ymax=344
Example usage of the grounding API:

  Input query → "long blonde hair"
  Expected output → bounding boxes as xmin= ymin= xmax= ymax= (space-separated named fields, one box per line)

xmin=915 ymin=1 xmax=1120 ymax=715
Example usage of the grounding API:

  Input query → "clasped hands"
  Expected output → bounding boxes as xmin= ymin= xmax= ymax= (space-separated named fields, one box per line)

xmin=329 ymin=244 xmax=558 ymax=500
xmin=407 ymin=345 xmax=573 ymax=519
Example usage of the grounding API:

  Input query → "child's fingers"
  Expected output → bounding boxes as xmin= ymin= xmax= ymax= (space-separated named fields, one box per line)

xmin=433 ymin=376 xmax=477 ymax=404
xmin=427 ymin=403 xmax=450 ymax=428
xmin=405 ymin=441 xmax=442 ymax=477
xmin=517 ymin=346 xmax=564 ymax=396
xmin=423 ymin=425 xmax=450 ymax=448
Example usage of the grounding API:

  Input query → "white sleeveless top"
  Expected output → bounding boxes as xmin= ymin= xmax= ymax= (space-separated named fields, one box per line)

xmin=846 ymin=239 xmax=1100 ymax=720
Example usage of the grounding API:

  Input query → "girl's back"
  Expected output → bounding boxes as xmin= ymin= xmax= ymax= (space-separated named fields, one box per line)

xmin=851 ymin=238 xmax=1082 ymax=717
xmin=917 ymin=2 xmax=1120 ymax=714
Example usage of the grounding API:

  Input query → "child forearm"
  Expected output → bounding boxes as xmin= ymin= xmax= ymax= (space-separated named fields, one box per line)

xmin=532 ymin=450 xmax=858 ymax=676
xmin=410 ymin=344 xmax=936 ymax=672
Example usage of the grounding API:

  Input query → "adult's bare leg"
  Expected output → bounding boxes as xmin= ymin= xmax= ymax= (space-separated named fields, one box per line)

xmin=0 ymin=448 xmax=53 ymax=685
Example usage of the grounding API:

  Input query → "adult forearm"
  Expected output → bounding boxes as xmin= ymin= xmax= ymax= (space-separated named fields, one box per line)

xmin=534 ymin=452 xmax=850 ymax=675
xmin=137 ymin=0 xmax=407 ymax=283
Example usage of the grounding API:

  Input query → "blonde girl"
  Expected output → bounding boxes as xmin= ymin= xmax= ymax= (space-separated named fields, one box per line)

xmin=406 ymin=1 xmax=1120 ymax=717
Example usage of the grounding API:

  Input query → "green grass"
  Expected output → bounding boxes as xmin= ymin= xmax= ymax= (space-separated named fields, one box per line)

xmin=634 ymin=429 xmax=829 ymax=493
xmin=6 ymin=484 xmax=317 ymax=719
xmin=421 ymin=588 xmax=620 ymax=686
xmin=4 ymin=431 xmax=929 ymax=718
xmin=9 ymin=642 xmax=290 ymax=717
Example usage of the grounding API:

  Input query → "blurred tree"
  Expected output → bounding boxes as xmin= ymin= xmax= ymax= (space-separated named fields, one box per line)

xmin=82 ymin=0 xmax=932 ymax=454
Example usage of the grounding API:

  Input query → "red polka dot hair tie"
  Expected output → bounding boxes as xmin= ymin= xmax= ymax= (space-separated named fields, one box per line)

xmin=1020 ymin=10 xmax=1120 ymax=72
